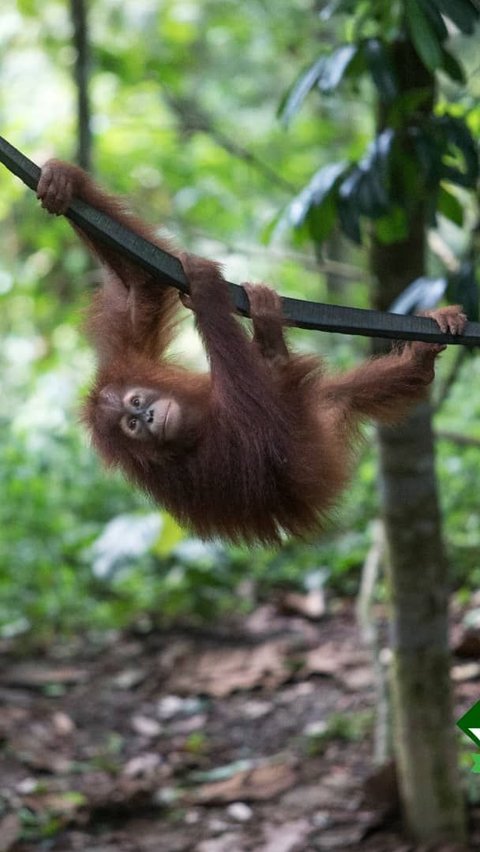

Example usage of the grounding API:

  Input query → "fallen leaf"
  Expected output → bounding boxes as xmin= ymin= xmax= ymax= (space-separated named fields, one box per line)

xmin=339 ymin=666 xmax=374 ymax=690
xmin=52 ymin=711 xmax=75 ymax=735
xmin=13 ymin=740 xmax=73 ymax=774
xmin=310 ymin=825 xmax=364 ymax=848
xmin=303 ymin=642 xmax=369 ymax=678
xmin=196 ymin=834 xmax=247 ymax=852
xmin=259 ymin=818 xmax=311 ymax=852
xmin=0 ymin=665 xmax=87 ymax=688
xmin=279 ymin=589 xmax=326 ymax=620
xmin=166 ymin=640 xmax=293 ymax=697
xmin=123 ymin=752 xmax=163 ymax=778
xmin=112 ymin=668 xmax=147 ymax=690
xmin=226 ymin=802 xmax=253 ymax=822
xmin=191 ymin=758 xmax=296 ymax=804
xmin=131 ymin=715 xmax=163 ymax=737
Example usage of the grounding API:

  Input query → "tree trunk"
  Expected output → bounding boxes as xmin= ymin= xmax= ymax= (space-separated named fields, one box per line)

xmin=377 ymin=400 xmax=465 ymax=840
xmin=370 ymin=42 xmax=466 ymax=843
xmin=70 ymin=0 xmax=92 ymax=171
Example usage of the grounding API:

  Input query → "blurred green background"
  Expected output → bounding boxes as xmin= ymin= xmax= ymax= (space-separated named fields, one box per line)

xmin=1 ymin=0 xmax=480 ymax=643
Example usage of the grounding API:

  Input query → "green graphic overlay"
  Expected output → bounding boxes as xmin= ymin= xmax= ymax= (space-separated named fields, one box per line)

xmin=457 ymin=700 xmax=480 ymax=773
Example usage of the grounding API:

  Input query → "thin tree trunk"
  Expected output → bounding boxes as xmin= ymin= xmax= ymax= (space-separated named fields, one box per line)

xmin=70 ymin=0 xmax=92 ymax=171
xmin=371 ymin=41 xmax=466 ymax=843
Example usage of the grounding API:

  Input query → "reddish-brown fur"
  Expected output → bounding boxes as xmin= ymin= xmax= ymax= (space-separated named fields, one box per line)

xmin=37 ymin=160 xmax=465 ymax=545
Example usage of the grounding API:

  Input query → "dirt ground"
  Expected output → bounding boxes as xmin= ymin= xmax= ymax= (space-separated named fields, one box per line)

xmin=1 ymin=600 xmax=479 ymax=852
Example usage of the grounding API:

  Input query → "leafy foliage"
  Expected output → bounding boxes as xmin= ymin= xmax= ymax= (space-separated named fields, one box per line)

xmin=0 ymin=1 xmax=480 ymax=642
xmin=280 ymin=0 xmax=479 ymax=246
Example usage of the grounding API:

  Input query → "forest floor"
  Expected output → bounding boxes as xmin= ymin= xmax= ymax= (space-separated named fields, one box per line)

xmin=1 ymin=599 xmax=480 ymax=852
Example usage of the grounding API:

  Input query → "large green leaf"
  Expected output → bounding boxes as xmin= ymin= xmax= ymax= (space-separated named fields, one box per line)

xmin=389 ymin=276 xmax=448 ymax=313
xmin=438 ymin=186 xmax=464 ymax=226
xmin=363 ymin=38 xmax=399 ymax=102
xmin=437 ymin=115 xmax=479 ymax=188
xmin=338 ymin=196 xmax=362 ymax=244
xmin=306 ymin=195 xmax=338 ymax=243
xmin=338 ymin=169 xmax=365 ymax=242
xmin=305 ymin=162 xmax=350 ymax=243
xmin=370 ymin=128 xmax=395 ymax=187
xmin=405 ymin=0 xmax=443 ymax=70
xmin=317 ymin=44 xmax=359 ymax=93
xmin=309 ymin=162 xmax=349 ymax=207
xmin=410 ymin=126 xmax=443 ymax=186
xmin=357 ymin=171 xmax=388 ymax=216
xmin=418 ymin=0 xmax=449 ymax=41
xmin=286 ymin=162 xmax=348 ymax=228
xmin=279 ymin=57 xmax=326 ymax=125
xmin=436 ymin=0 xmax=480 ymax=35
xmin=352 ymin=130 xmax=394 ymax=217
xmin=439 ymin=47 xmax=466 ymax=84
xmin=275 ymin=162 xmax=347 ymax=244
xmin=409 ymin=115 xmax=479 ymax=193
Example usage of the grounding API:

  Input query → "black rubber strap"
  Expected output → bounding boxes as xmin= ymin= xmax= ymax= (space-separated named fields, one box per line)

xmin=1 ymin=134 xmax=479 ymax=345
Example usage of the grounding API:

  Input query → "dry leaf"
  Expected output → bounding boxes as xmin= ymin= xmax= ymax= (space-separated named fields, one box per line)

xmin=112 ymin=668 xmax=146 ymax=690
xmin=131 ymin=715 xmax=163 ymax=737
xmin=339 ymin=666 xmax=374 ymax=691
xmin=0 ymin=665 xmax=87 ymax=687
xmin=303 ymin=642 xmax=369 ymax=678
xmin=167 ymin=640 xmax=292 ymax=697
xmin=123 ymin=752 xmax=163 ymax=778
xmin=259 ymin=818 xmax=311 ymax=852
xmin=279 ymin=589 xmax=326 ymax=620
xmin=192 ymin=759 xmax=296 ymax=804
xmin=197 ymin=834 xmax=246 ymax=852
xmin=52 ymin=711 xmax=75 ymax=735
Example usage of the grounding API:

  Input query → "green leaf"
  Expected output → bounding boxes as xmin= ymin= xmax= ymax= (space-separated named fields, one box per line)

xmin=363 ymin=38 xmax=398 ymax=102
xmin=439 ymin=47 xmax=466 ymax=84
xmin=410 ymin=127 xmax=443 ymax=186
xmin=279 ymin=57 xmax=325 ymax=125
xmin=307 ymin=195 xmax=338 ymax=243
xmin=338 ymin=170 xmax=364 ymax=243
xmin=440 ymin=165 xmax=473 ymax=188
xmin=338 ymin=200 xmax=362 ymax=244
xmin=418 ymin=0 xmax=449 ymax=41
xmin=390 ymin=276 xmax=448 ymax=313
xmin=375 ymin=128 xmax=395 ymax=180
xmin=360 ymin=129 xmax=395 ymax=209
xmin=272 ymin=163 xmax=347 ymax=244
xmin=437 ymin=186 xmax=464 ymax=226
xmin=436 ymin=0 xmax=480 ymax=35
xmin=438 ymin=115 xmax=479 ymax=187
xmin=405 ymin=0 xmax=443 ymax=71
xmin=309 ymin=162 xmax=349 ymax=206
xmin=285 ymin=162 xmax=348 ymax=228
xmin=319 ymin=0 xmax=345 ymax=21
xmin=356 ymin=172 xmax=388 ymax=217
xmin=317 ymin=44 xmax=358 ymax=93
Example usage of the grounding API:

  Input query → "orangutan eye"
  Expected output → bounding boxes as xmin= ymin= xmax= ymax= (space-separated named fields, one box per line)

xmin=128 ymin=417 xmax=138 ymax=431
xmin=131 ymin=396 xmax=141 ymax=409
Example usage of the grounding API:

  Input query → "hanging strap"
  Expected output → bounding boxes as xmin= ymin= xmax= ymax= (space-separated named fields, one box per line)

xmin=1 ymin=134 xmax=479 ymax=345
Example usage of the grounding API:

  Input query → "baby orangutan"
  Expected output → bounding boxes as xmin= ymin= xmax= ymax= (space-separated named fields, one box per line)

xmin=37 ymin=159 xmax=466 ymax=544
